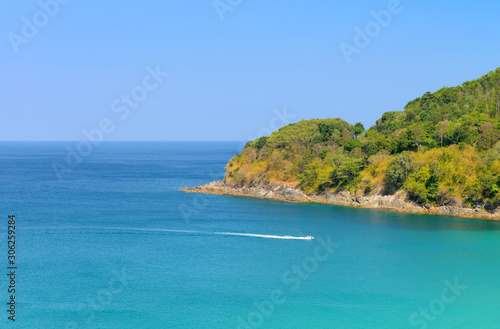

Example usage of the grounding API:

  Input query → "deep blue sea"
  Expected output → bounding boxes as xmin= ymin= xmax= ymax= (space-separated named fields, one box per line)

xmin=1 ymin=142 xmax=500 ymax=329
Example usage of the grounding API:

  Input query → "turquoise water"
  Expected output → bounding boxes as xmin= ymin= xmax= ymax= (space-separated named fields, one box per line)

xmin=1 ymin=142 xmax=499 ymax=329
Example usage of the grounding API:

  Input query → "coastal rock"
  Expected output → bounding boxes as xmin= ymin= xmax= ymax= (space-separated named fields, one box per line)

xmin=325 ymin=190 xmax=354 ymax=204
xmin=282 ymin=187 xmax=308 ymax=201
xmin=180 ymin=182 xmax=500 ymax=221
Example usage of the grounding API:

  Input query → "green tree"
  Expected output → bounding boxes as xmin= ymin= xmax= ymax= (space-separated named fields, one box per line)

xmin=317 ymin=123 xmax=335 ymax=142
xmin=252 ymin=136 xmax=268 ymax=149
xmin=435 ymin=120 xmax=450 ymax=147
xmin=476 ymin=122 xmax=500 ymax=151
xmin=344 ymin=139 xmax=363 ymax=152
xmin=362 ymin=141 xmax=379 ymax=157
xmin=408 ymin=123 xmax=426 ymax=151
xmin=405 ymin=177 xmax=428 ymax=204
xmin=319 ymin=148 xmax=328 ymax=160
xmin=385 ymin=152 xmax=415 ymax=191
xmin=481 ymin=175 xmax=499 ymax=199
xmin=331 ymin=158 xmax=363 ymax=187
xmin=354 ymin=122 xmax=365 ymax=137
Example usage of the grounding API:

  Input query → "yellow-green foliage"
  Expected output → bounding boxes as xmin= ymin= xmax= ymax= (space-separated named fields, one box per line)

xmin=362 ymin=145 xmax=500 ymax=207
xmin=224 ymin=68 xmax=500 ymax=209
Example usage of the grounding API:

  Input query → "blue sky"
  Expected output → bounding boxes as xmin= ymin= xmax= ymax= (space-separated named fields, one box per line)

xmin=1 ymin=0 xmax=499 ymax=141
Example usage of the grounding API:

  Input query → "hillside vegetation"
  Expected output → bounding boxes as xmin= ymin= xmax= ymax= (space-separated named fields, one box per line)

xmin=224 ymin=68 xmax=500 ymax=210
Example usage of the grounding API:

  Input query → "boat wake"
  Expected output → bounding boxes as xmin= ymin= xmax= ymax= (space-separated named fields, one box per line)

xmin=95 ymin=227 xmax=313 ymax=240
xmin=214 ymin=232 xmax=314 ymax=240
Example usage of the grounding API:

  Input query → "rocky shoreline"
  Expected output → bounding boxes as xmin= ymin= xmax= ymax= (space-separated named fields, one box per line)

xmin=180 ymin=181 xmax=500 ymax=221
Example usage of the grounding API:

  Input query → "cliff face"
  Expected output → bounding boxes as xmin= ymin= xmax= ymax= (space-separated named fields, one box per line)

xmin=181 ymin=182 xmax=500 ymax=220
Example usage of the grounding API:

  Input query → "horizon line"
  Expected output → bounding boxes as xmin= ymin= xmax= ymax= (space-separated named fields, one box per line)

xmin=0 ymin=140 xmax=248 ymax=142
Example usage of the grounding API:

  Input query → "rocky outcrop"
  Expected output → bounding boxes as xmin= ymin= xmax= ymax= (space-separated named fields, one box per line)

xmin=181 ymin=181 xmax=310 ymax=202
xmin=180 ymin=181 xmax=500 ymax=220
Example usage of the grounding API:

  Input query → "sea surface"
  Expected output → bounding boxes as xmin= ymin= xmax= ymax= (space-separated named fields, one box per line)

xmin=1 ymin=141 xmax=499 ymax=329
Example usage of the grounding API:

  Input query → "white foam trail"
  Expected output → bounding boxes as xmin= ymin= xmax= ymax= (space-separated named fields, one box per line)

xmin=214 ymin=232 xmax=314 ymax=240
xmin=78 ymin=227 xmax=314 ymax=240
xmin=100 ymin=227 xmax=205 ymax=234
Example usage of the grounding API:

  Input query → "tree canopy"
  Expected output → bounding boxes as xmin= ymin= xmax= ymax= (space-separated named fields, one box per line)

xmin=224 ymin=68 xmax=500 ymax=209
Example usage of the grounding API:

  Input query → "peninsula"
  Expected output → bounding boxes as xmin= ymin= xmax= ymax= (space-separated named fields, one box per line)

xmin=182 ymin=68 xmax=500 ymax=220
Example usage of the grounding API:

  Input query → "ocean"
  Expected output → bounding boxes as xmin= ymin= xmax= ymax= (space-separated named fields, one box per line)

xmin=1 ymin=141 xmax=499 ymax=328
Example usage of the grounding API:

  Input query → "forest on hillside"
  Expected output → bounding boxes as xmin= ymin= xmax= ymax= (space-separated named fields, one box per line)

xmin=224 ymin=68 xmax=500 ymax=210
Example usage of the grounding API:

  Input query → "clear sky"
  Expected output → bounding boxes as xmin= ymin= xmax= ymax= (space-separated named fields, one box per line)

xmin=1 ymin=0 xmax=499 ymax=141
